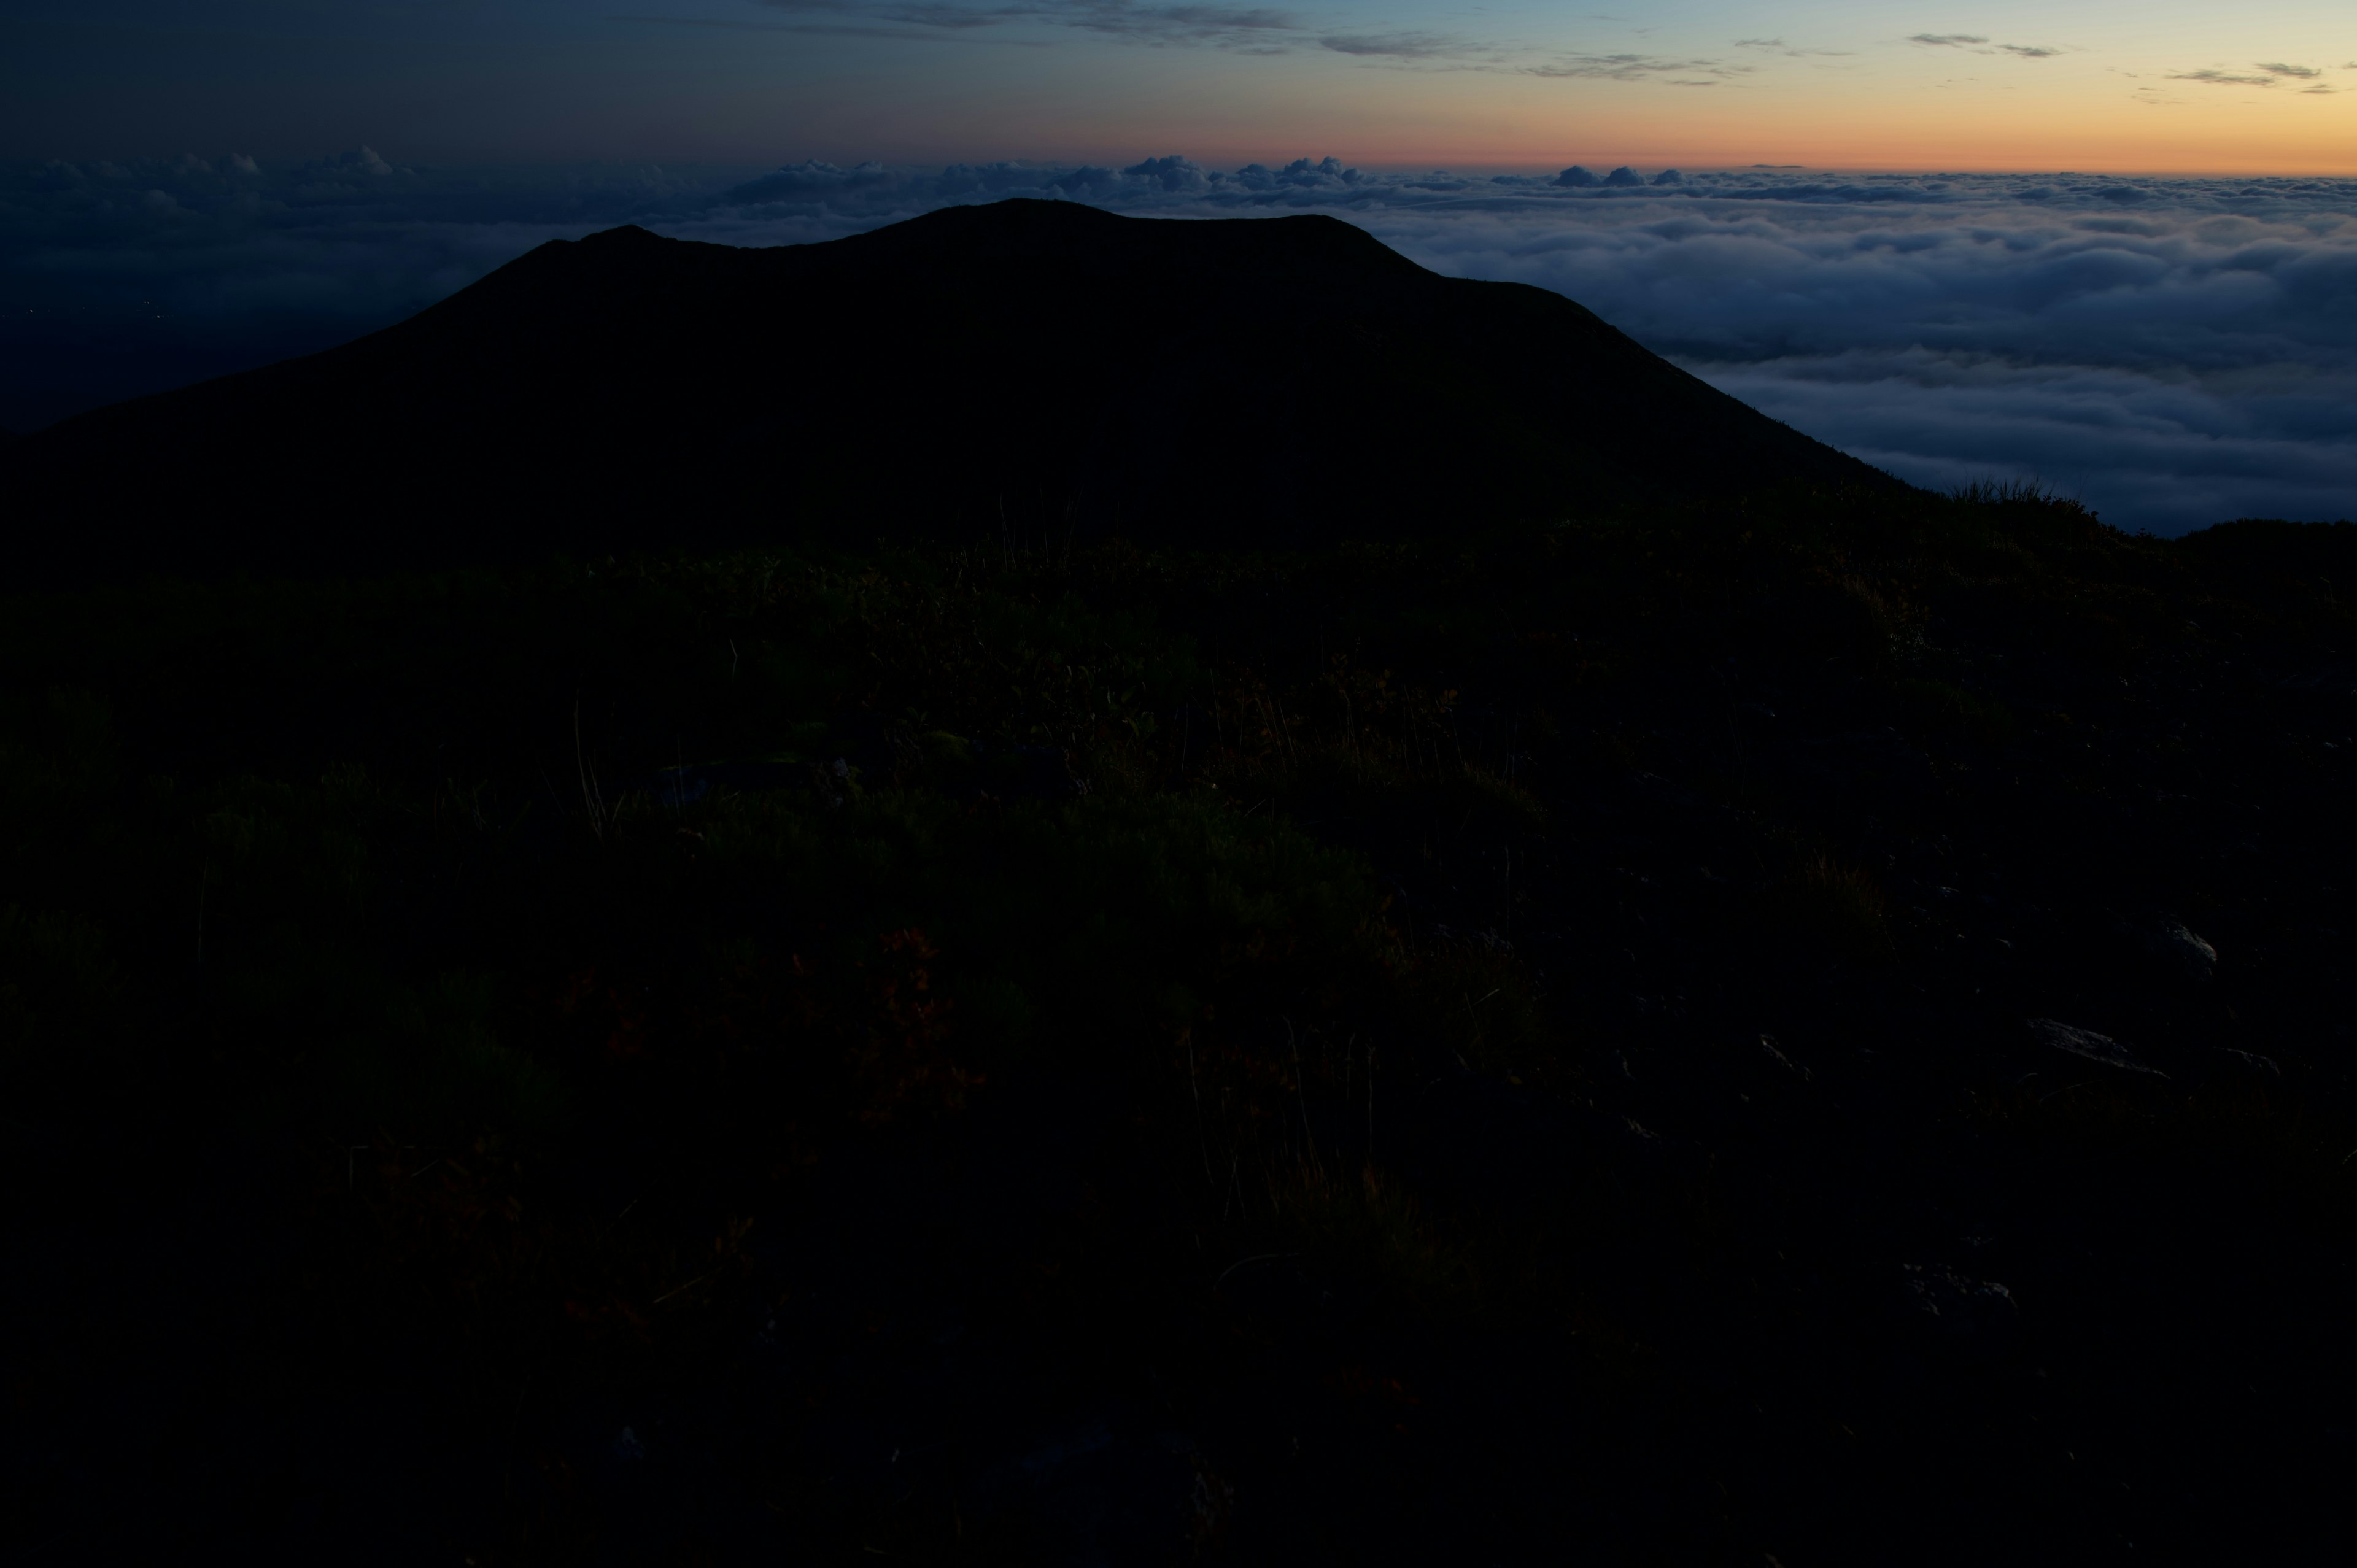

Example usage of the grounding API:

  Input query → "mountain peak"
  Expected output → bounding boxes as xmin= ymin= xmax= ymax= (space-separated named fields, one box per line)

xmin=822 ymin=196 xmax=1428 ymax=284
xmin=576 ymin=223 xmax=665 ymax=246
xmin=9 ymin=198 xmax=1899 ymax=581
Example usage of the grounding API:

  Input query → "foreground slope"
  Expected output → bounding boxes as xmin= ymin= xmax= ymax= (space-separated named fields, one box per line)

xmin=11 ymin=199 xmax=1897 ymax=579
xmin=3 ymin=496 xmax=2352 ymax=1561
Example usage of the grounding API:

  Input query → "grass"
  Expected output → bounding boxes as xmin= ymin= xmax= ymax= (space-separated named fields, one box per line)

xmin=1787 ymin=852 xmax=1895 ymax=960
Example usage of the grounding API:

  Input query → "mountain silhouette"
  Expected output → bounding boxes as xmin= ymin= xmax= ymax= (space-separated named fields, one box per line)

xmin=9 ymin=199 xmax=1900 ymax=579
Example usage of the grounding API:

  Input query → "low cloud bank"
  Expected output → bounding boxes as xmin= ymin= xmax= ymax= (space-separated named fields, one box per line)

xmin=5 ymin=152 xmax=2352 ymax=533
xmin=0 ymin=153 xmax=719 ymax=438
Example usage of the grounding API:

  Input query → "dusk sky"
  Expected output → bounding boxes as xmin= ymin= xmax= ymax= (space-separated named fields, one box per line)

xmin=5 ymin=3 xmax=2354 ymax=529
xmin=6 ymin=2 xmax=2355 ymax=172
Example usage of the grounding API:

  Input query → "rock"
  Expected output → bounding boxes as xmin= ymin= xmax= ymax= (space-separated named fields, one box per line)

xmin=2028 ymin=1018 xmax=2167 ymax=1076
xmin=2143 ymin=920 xmax=2218 ymax=983
xmin=1014 ymin=1418 xmax=1112 ymax=1481
xmin=632 ymin=759 xmax=805 ymax=807
xmin=1627 ymin=770 xmax=1708 ymax=810
xmin=2277 ymin=657 xmax=2357 ymax=697
xmin=1759 ymin=1035 xmax=1811 ymax=1080
xmin=1899 ymin=1263 xmax=2020 ymax=1359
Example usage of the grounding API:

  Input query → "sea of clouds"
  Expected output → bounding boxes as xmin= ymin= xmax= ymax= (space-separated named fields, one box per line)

xmin=5 ymin=150 xmax=2353 ymax=533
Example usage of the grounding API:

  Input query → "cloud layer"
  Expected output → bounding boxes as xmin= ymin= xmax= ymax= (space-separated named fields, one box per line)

xmin=5 ymin=152 xmax=2353 ymax=533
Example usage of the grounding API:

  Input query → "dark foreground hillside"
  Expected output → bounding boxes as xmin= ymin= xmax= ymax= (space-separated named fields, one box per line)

xmin=4 ymin=486 xmax=2354 ymax=1564
xmin=6 ymin=199 xmax=1894 ymax=582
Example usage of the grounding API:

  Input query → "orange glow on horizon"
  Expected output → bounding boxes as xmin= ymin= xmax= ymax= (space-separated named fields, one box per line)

xmin=953 ymin=55 xmax=2357 ymax=180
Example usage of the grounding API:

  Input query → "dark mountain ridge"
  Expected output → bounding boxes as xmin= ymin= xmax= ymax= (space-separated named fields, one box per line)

xmin=9 ymin=198 xmax=1897 ymax=580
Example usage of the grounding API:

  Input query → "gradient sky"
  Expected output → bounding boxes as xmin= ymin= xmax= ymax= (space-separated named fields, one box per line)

xmin=4 ymin=1 xmax=2354 ymax=172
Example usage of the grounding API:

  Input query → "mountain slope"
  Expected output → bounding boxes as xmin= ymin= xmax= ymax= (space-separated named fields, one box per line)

xmin=10 ymin=199 xmax=1901 ymax=579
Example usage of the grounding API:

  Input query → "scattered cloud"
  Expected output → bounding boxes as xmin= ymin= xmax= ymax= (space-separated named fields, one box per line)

xmin=1318 ymin=32 xmax=1468 ymax=59
xmin=1522 ymin=55 xmax=1750 ymax=82
xmin=872 ymin=6 xmax=1010 ymax=28
xmin=746 ymin=0 xmax=1304 ymax=47
xmin=2170 ymin=68 xmax=2286 ymax=88
xmin=1733 ymin=37 xmax=1850 ymax=58
xmin=1910 ymin=33 xmax=2059 ymax=58
xmin=606 ymin=14 xmax=1024 ymax=42
xmin=1059 ymin=3 xmax=1300 ymax=44
xmin=1318 ymin=39 xmax=1754 ymax=80
xmin=2166 ymin=63 xmax=2334 ymax=90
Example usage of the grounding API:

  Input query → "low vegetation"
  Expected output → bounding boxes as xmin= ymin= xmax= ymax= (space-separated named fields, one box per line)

xmin=5 ymin=484 xmax=2353 ymax=1561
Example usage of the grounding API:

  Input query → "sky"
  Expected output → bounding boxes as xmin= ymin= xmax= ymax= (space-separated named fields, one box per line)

xmin=5 ymin=2 xmax=2356 ymax=172
xmin=3 ymin=2 xmax=2355 ymax=530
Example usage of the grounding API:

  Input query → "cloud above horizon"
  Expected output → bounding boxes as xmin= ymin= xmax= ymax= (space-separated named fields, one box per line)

xmin=2167 ymin=63 xmax=2336 ymax=88
xmin=1907 ymin=34 xmax=2064 ymax=60
xmin=751 ymin=0 xmax=1304 ymax=48
xmin=4 ymin=151 xmax=2352 ymax=534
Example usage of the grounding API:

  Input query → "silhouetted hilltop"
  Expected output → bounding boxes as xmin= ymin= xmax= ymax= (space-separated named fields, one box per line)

xmin=10 ymin=199 xmax=1898 ymax=579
